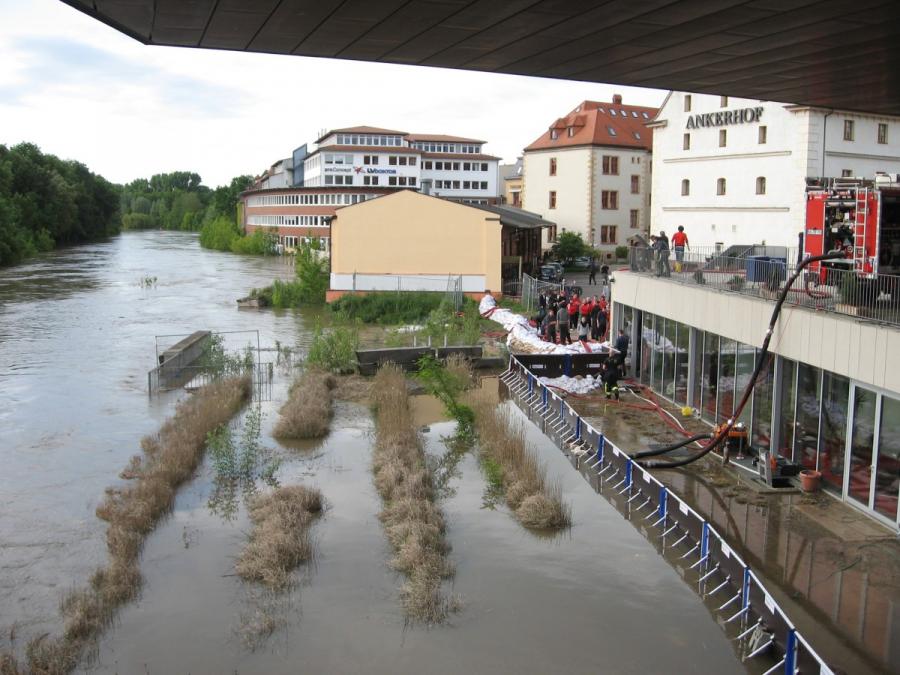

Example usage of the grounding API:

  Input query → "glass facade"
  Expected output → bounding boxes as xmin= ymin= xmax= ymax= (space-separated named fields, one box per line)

xmin=618 ymin=303 xmax=900 ymax=528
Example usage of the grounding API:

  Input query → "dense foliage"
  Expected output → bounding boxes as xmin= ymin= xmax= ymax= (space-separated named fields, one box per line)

xmin=120 ymin=172 xmax=252 ymax=233
xmin=306 ymin=322 xmax=359 ymax=373
xmin=330 ymin=291 xmax=447 ymax=323
xmin=0 ymin=143 xmax=120 ymax=266
xmin=199 ymin=216 xmax=277 ymax=255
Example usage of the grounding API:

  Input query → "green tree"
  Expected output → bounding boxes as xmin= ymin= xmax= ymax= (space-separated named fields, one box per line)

xmin=552 ymin=231 xmax=589 ymax=261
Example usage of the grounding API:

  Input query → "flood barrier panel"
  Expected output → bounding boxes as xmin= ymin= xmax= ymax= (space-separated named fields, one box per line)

xmin=500 ymin=355 xmax=833 ymax=675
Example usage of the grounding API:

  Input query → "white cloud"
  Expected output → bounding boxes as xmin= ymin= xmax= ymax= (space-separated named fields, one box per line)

xmin=0 ymin=0 xmax=666 ymax=187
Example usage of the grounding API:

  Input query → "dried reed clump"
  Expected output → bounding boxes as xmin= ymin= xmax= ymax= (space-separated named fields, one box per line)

xmin=11 ymin=376 xmax=252 ymax=675
xmin=443 ymin=353 xmax=474 ymax=389
xmin=371 ymin=364 xmax=457 ymax=624
xmin=273 ymin=368 xmax=335 ymax=439
xmin=235 ymin=485 xmax=323 ymax=589
xmin=471 ymin=394 xmax=571 ymax=530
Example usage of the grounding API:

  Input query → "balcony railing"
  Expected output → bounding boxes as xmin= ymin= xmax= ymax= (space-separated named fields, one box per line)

xmin=627 ymin=247 xmax=900 ymax=328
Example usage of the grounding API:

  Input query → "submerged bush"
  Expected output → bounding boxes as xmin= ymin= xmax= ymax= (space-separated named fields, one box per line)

xmin=274 ymin=368 xmax=335 ymax=439
xmin=306 ymin=323 xmax=358 ymax=373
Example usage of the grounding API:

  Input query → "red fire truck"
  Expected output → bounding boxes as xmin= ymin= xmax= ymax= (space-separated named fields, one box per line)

xmin=804 ymin=175 xmax=900 ymax=281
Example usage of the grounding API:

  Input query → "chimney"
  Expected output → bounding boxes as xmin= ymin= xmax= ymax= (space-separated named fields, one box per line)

xmin=612 ymin=94 xmax=623 ymax=104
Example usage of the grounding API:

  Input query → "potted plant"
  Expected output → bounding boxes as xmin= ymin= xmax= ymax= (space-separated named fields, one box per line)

xmin=800 ymin=469 xmax=821 ymax=493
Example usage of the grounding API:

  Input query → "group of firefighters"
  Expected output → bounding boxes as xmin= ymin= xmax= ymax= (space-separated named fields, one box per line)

xmin=531 ymin=289 xmax=632 ymax=400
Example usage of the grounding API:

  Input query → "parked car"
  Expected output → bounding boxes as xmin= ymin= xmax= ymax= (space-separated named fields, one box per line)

xmin=549 ymin=262 xmax=565 ymax=278
xmin=539 ymin=264 xmax=561 ymax=281
xmin=571 ymin=256 xmax=592 ymax=269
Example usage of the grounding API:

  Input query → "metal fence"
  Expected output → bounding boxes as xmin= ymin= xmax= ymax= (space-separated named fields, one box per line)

xmin=501 ymin=357 xmax=833 ymax=675
xmin=521 ymin=273 xmax=563 ymax=311
xmin=628 ymin=247 xmax=900 ymax=328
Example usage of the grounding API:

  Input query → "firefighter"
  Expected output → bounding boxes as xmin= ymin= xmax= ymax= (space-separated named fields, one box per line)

xmin=602 ymin=359 xmax=621 ymax=400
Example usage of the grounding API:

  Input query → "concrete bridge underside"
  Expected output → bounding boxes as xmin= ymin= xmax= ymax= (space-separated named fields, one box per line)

xmin=62 ymin=0 xmax=900 ymax=116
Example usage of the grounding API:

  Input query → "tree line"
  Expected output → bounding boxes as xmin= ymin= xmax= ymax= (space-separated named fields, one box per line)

xmin=0 ymin=141 xmax=258 ymax=267
xmin=0 ymin=143 xmax=120 ymax=266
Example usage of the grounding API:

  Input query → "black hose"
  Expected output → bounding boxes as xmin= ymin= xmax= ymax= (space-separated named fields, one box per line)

xmin=630 ymin=433 xmax=712 ymax=460
xmin=639 ymin=252 xmax=846 ymax=470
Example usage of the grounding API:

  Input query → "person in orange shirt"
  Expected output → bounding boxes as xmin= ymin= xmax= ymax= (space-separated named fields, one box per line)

xmin=672 ymin=226 xmax=689 ymax=272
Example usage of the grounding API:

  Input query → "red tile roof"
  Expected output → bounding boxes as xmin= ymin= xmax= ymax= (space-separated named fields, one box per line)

xmin=524 ymin=99 xmax=658 ymax=152
xmin=315 ymin=126 xmax=408 ymax=143
xmin=406 ymin=133 xmax=486 ymax=144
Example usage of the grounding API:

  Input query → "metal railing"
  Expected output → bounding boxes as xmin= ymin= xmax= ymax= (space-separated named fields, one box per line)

xmin=628 ymin=247 xmax=900 ymax=328
xmin=521 ymin=273 xmax=563 ymax=311
xmin=501 ymin=357 xmax=833 ymax=675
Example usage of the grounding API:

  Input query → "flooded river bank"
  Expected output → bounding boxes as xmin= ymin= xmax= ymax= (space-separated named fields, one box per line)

xmin=1 ymin=231 xmax=744 ymax=672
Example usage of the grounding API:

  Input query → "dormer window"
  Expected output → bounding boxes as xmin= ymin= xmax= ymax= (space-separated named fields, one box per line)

xmin=567 ymin=127 xmax=575 ymax=137
xmin=550 ymin=130 xmax=559 ymax=140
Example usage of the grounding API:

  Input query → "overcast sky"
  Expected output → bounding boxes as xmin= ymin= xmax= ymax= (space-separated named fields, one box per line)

xmin=0 ymin=0 xmax=666 ymax=188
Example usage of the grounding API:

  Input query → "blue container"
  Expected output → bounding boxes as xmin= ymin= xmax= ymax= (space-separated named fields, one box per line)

xmin=745 ymin=256 xmax=770 ymax=282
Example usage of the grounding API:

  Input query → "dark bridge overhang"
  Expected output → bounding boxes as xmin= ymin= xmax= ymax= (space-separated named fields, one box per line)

xmin=61 ymin=0 xmax=900 ymax=116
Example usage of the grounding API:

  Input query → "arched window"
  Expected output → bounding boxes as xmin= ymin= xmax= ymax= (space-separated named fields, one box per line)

xmin=756 ymin=176 xmax=766 ymax=195
xmin=681 ymin=179 xmax=690 ymax=196
xmin=717 ymin=177 xmax=727 ymax=196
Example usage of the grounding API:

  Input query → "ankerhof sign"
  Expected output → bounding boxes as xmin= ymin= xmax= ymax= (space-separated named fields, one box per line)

xmin=686 ymin=107 xmax=764 ymax=129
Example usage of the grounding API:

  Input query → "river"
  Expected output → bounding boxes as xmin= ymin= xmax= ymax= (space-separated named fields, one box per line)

xmin=0 ymin=231 xmax=743 ymax=673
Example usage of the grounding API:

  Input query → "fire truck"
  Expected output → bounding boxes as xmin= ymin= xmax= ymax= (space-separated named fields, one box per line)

xmin=804 ymin=174 xmax=900 ymax=282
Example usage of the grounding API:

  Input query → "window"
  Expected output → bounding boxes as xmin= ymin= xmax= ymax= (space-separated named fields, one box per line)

xmin=549 ymin=157 xmax=557 ymax=176
xmin=550 ymin=129 xmax=559 ymax=140
xmin=632 ymin=132 xmax=641 ymax=140
xmin=463 ymin=162 xmax=471 ymax=171
xmin=630 ymin=175 xmax=640 ymax=194
xmin=720 ymin=95 xmax=728 ymax=107
xmin=878 ymin=123 xmax=888 ymax=144
xmin=758 ymin=126 xmax=767 ymax=144
xmin=363 ymin=155 xmax=378 ymax=165
xmin=549 ymin=191 xmax=557 ymax=209
xmin=398 ymin=156 xmax=407 ymax=166
xmin=630 ymin=209 xmax=639 ymax=228
xmin=409 ymin=177 xmax=417 ymax=186
xmin=717 ymin=177 xmax=726 ymax=195
xmin=481 ymin=163 xmax=488 ymax=171
xmin=600 ymin=225 xmax=617 ymax=244
xmin=452 ymin=180 xmax=460 ymax=189
xmin=389 ymin=177 xmax=397 ymax=186
xmin=399 ymin=177 xmax=408 ymax=186
xmin=684 ymin=94 xmax=692 ymax=112
xmin=842 ymin=169 xmax=853 ymax=178
xmin=567 ymin=127 xmax=575 ymax=137
xmin=607 ymin=126 xmax=617 ymax=136
xmin=756 ymin=176 xmax=766 ymax=195
xmin=681 ymin=179 xmax=690 ymax=196
xmin=683 ymin=133 xmax=691 ymax=150
xmin=480 ymin=181 xmax=487 ymax=189
xmin=424 ymin=161 xmax=433 ymax=170
xmin=601 ymin=190 xmax=618 ymax=209
xmin=843 ymin=119 xmax=855 ymax=141
xmin=364 ymin=176 xmax=379 ymax=186
xmin=389 ymin=156 xmax=397 ymax=165
xmin=463 ymin=181 xmax=470 ymax=189
xmin=602 ymin=155 xmax=619 ymax=175
xmin=719 ymin=129 xmax=727 ymax=147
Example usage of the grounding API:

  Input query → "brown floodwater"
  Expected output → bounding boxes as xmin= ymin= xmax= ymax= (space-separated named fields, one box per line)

xmin=2 ymin=231 xmax=743 ymax=672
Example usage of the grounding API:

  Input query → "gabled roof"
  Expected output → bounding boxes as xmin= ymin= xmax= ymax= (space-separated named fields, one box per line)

xmin=406 ymin=133 xmax=486 ymax=144
xmin=469 ymin=203 xmax=554 ymax=230
xmin=525 ymin=98 xmax=658 ymax=152
xmin=316 ymin=126 xmax=408 ymax=143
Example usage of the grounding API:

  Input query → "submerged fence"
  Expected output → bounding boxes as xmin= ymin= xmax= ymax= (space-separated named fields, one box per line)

xmin=628 ymin=247 xmax=900 ymax=328
xmin=500 ymin=356 xmax=833 ymax=675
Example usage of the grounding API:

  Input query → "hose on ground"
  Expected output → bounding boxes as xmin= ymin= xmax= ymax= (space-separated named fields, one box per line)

xmin=638 ymin=252 xmax=846 ymax=470
xmin=629 ymin=433 xmax=713 ymax=460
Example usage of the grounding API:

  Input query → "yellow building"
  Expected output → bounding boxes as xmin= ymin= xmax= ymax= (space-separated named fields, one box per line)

xmin=327 ymin=190 xmax=550 ymax=301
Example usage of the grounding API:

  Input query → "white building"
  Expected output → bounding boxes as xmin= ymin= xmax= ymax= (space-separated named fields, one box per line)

xmin=522 ymin=95 xmax=657 ymax=254
xmin=300 ymin=126 xmax=500 ymax=204
xmin=649 ymin=92 xmax=900 ymax=250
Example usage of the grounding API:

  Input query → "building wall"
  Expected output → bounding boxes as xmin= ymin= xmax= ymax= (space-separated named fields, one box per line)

xmin=651 ymin=93 xmax=900 ymax=250
xmin=330 ymin=190 xmax=502 ymax=292
xmin=523 ymin=147 xmax=591 ymax=248
xmin=590 ymin=146 xmax=651 ymax=247
xmin=614 ymin=271 xmax=900 ymax=396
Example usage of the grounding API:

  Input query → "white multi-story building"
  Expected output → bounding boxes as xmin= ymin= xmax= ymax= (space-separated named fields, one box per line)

xmin=300 ymin=126 xmax=500 ymax=203
xmin=522 ymin=95 xmax=657 ymax=253
xmin=649 ymin=92 xmax=900 ymax=249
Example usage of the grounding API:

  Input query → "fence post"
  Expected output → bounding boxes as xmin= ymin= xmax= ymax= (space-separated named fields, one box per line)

xmin=658 ymin=486 xmax=668 ymax=518
xmin=784 ymin=630 xmax=797 ymax=675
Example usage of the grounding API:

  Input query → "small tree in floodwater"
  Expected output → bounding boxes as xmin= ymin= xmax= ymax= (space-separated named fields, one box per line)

xmin=207 ymin=406 xmax=280 ymax=521
xmin=199 ymin=335 xmax=255 ymax=376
